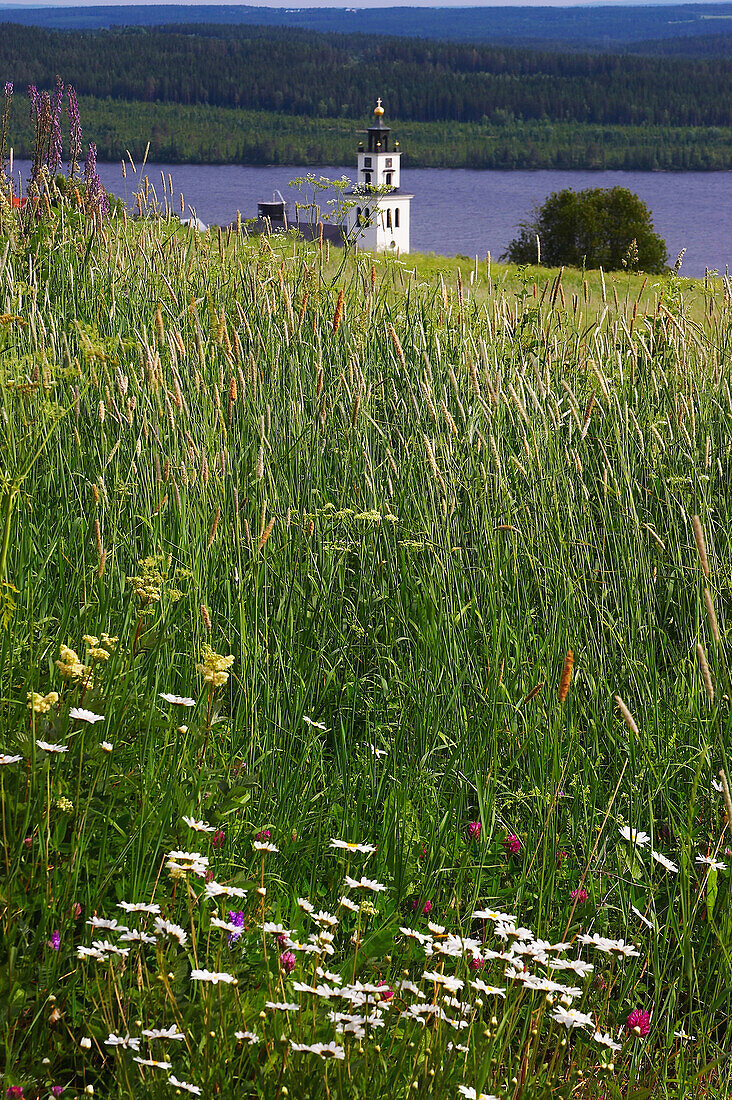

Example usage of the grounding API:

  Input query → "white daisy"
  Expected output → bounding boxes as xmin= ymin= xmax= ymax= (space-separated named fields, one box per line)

xmin=253 ymin=841 xmax=279 ymax=853
xmin=142 ymin=1025 xmax=185 ymax=1041
xmin=471 ymin=907 xmax=517 ymax=923
xmin=91 ymin=939 xmax=130 ymax=957
xmin=548 ymin=958 xmax=594 ymax=977
xmin=35 ymin=740 xmax=68 ymax=753
xmin=133 ymin=1057 xmax=172 ymax=1069
xmin=297 ymin=897 xmax=314 ymax=913
xmin=593 ymin=1031 xmax=622 ymax=1052
xmin=265 ymin=1001 xmax=299 ymax=1011
xmin=651 ymin=850 xmax=679 ymax=873
xmin=235 ymin=1030 xmax=260 ymax=1044
xmin=302 ymin=716 xmax=328 ymax=730
xmin=457 ymin=1087 xmax=501 ymax=1100
xmin=190 ymin=968 xmax=236 ymax=985
xmin=0 ymin=753 xmax=22 ymax=765
xmin=551 ymin=1006 xmax=594 ymax=1029
xmin=105 ymin=1033 xmax=140 ymax=1050
xmin=289 ymin=1040 xmax=344 ymax=1060
xmin=99 ymin=741 xmax=114 ymax=753
xmin=76 ymin=945 xmax=106 ymax=960
xmin=69 ymin=708 xmax=104 ymax=724
xmin=182 ymin=816 xmax=216 ymax=833
xmin=696 ymin=854 xmax=726 ymax=871
xmin=119 ymin=929 xmax=157 ymax=944
xmin=204 ymin=881 xmax=247 ymax=899
xmin=422 ymin=970 xmax=464 ymax=993
xmin=330 ymin=838 xmax=377 ymax=854
xmin=674 ymin=1029 xmax=696 ymax=1041
xmin=339 ymin=895 xmax=359 ymax=912
xmin=154 ymin=917 xmax=188 ymax=945
xmin=343 ymin=875 xmax=387 ymax=892
xmin=210 ymin=917 xmax=246 ymax=934
xmin=118 ymin=902 xmax=161 ymax=915
xmin=619 ymin=826 xmax=651 ymax=848
xmin=167 ymin=1076 xmax=201 ymax=1095
xmin=87 ymin=917 xmax=128 ymax=932
xmin=470 ymin=980 xmax=506 ymax=997
xmin=631 ymin=905 xmax=654 ymax=929
xmin=159 ymin=693 xmax=196 ymax=707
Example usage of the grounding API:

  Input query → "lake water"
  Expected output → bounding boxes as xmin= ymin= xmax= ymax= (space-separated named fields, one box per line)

xmin=10 ymin=159 xmax=732 ymax=277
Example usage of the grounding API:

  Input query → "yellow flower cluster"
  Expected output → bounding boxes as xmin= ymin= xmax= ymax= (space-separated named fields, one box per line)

xmin=27 ymin=690 xmax=59 ymax=714
xmin=55 ymin=645 xmax=92 ymax=684
xmin=56 ymin=796 xmax=74 ymax=813
xmin=83 ymin=634 xmax=117 ymax=661
xmin=196 ymin=645 xmax=235 ymax=688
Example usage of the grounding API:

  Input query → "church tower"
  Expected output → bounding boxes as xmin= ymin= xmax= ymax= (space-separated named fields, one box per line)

xmin=344 ymin=99 xmax=412 ymax=253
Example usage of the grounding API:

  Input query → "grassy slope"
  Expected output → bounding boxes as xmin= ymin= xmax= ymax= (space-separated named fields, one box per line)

xmin=1 ymin=199 xmax=732 ymax=1097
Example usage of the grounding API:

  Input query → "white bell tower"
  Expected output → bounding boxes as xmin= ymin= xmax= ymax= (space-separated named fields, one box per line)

xmin=344 ymin=99 xmax=412 ymax=253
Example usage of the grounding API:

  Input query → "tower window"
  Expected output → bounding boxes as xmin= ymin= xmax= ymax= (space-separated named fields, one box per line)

xmin=386 ymin=208 xmax=392 ymax=228
xmin=364 ymin=208 xmax=371 ymax=221
xmin=385 ymin=172 xmax=392 ymax=186
xmin=363 ymin=157 xmax=372 ymax=167
xmin=363 ymin=171 xmax=371 ymax=185
xmin=395 ymin=208 xmax=400 ymax=227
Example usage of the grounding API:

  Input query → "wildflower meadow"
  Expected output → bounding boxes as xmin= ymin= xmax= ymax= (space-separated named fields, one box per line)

xmin=2 ymin=81 xmax=732 ymax=1100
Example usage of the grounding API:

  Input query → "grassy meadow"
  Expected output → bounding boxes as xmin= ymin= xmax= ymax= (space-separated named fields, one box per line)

xmin=1 ymin=184 xmax=732 ymax=1100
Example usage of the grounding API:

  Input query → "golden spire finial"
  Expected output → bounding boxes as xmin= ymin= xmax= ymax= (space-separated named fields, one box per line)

xmin=374 ymin=97 xmax=385 ymax=117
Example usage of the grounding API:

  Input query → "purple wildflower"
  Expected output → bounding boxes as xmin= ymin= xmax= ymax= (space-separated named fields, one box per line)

xmin=51 ymin=1088 xmax=64 ymax=1098
xmin=48 ymin=76 xmax=63 ymax=175
xmin=0 ymin=83 xmax=12 ymax=173
xmin=227 ymin=910 xmax=244 ymax=945
xmin=626 ymin=1008 xmax=651 ymax=1037
xmin=570 ymin=887 xmax=589 ymax=903
xmin=467 ymin=821 xmax=481 ymax=841
xmin=255 ymin=829 xmax=271 ymax=842
xmin=411 ymin=898 xmax=432 ymax=915
xmin=6 ymin=1087 xmax=23 ymax=1098
xmin=84 ymin=143 xmax=109 ymax=220
xmin=212 ymin=828 xmax=225 ymax=849
xmin=48 ymin=930 xmax=61 ymax=951
xmin=279 ymin=950 xmax=296 ymax=975
xmin=67 ymin=85 xmax=81 ymax=176
xmin=469 ymin=956 xmax=486 ymax=971
xmin=505 ymin=834 xmax=522 ymax=856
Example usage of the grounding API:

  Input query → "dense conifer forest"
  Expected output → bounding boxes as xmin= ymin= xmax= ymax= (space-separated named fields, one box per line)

xmin=3 ymin=22 xmax=732 ymax=168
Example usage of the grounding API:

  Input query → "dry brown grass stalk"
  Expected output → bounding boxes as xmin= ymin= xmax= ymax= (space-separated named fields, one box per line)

xmin=207 ymin=507 xmax=221 ymax=549
xmin=615 ymin=695 xmax=640 ymax=737
xmin=257 ymin=517 xmax=276 ymax=552
xmin=696 ymin=642 xmax=715 ymax=703
xmin=692 ymin=515 xmax=711 ymax=577
xmin=704 ymin=588 xmax=721 ymax=643
xmin=332 ymin=289 xmax=344 ymax=334
xmin=558 ymin=650 xmax=574 ymax=703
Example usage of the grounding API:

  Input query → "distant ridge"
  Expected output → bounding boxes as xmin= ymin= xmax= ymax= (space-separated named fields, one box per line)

xmin=3 ymin=2 xmax=732 ymax=49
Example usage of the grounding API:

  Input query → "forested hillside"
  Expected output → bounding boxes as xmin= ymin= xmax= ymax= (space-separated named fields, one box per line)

xmin=3 ymin=22 xmax=732 ymax=169
xmin=3 ymin=1 xmax=732 ymax=51
xmin=3 ymin=23 xmax=732 ymax=126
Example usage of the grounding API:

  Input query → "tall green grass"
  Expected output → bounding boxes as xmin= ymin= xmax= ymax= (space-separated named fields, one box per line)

xmin=1 ymin=191 xmax=731 ymax=1099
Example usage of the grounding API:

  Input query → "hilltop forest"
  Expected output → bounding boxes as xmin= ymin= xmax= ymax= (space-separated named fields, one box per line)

xmin=3 ymin=23 xmax=732 ymax=168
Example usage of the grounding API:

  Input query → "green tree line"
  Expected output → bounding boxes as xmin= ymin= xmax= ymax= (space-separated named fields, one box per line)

xmin=6 ymin=98 xmax=732 ymax=171
xmin=4 ymin=22 xmax=732 ymax=127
